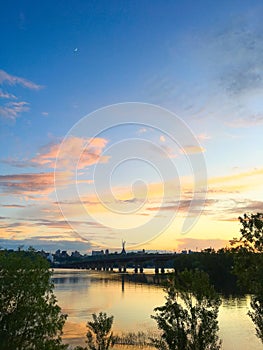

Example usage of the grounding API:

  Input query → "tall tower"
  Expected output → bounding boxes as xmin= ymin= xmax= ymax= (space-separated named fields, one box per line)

xmin=121 ymin=240 xmax=126 ymax=255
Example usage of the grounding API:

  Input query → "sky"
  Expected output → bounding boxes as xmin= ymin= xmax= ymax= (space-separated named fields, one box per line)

xmin=0 ymin=0 xmax=263 ymax=253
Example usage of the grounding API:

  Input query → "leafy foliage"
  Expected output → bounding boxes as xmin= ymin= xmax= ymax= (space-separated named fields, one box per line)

xmin=151 ymin=269 xmax=222 ymax=350
xmin=173 ymin=249 xmax=236 ymax=294
xmin=232 ymin=213 xmax=263 ymax=344
xmin=235 ymin=213 xmax=263 ymax=252
xmin=249 ymin=296 xmax=263 ymax=341
xmin=84 ymin=312 xmax=115 ymax=350
xmin=0 ymin=249 xmax=67 ymax=350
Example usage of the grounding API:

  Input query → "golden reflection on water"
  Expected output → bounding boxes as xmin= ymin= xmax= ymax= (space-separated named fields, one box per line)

xmin=53 ymin=269 xmax=262 ymax=350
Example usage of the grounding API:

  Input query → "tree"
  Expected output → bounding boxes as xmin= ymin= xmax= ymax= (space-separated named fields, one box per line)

xmin=249 ymin=295 xmax=263 ymax=342
xmin=0 ymin=249 xmax=67 ymax=350
xmin=232 ymin=213 xmax=263 ymax=344
xmin=85 ymin=312 xmax=115 ymax=350
xmin=235 ymin=212 xmax=263 ymax=252
xmin=151 ymin=269 xmax=222 ymax=350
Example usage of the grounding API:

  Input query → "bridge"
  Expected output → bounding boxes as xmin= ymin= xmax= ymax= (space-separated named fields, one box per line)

xmin=57 ymin=252 xmax=177 ymax=274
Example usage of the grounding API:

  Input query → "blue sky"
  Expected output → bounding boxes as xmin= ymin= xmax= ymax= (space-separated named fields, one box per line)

xmin=1 ymin=1 xmax=263 ymax=252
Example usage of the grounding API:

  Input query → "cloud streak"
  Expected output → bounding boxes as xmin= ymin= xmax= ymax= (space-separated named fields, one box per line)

xmin=2 ymin=136 xmax=109 ymax=170
xmin=0 ymin=69 xmax=43 ymax=120
xmin=0 ymin=101 xmax=29 ymax=120
xmin=0 ymin=172 xmax=68 ymax=199
xmin=0 ymin=69 xmax=43 ymax=90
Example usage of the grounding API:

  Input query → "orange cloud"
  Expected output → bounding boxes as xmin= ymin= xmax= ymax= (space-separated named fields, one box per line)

xmin=2 ymin=136 xmax=109 ymax=175
xmin=3 ymin=136 xmax=109 ymax=170
xmin=0 ymin=172 xmax=68 ymax=199
xmin=180 ymin=145 xmax=205 ymax=154
xmin=209 ymin=167 xmax=263 ymax=185
xmin=175 ymin=238 xmax=229 ymax=251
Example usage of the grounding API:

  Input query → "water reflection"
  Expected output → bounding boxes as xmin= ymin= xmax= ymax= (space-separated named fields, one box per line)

xmin=53 ymin=269 xmax=262 ymax=349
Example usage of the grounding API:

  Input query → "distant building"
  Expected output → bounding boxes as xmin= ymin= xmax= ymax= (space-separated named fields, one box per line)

xmin=55 ymin=249 xmax=61 ymax=256
xmin=61 ymin=250 xmax=69 ymax=258
xmin=92 ymin=250 xmax=104 ymax=256
xmin=47 ymin=253 xmax=54 ymax=263
xmin=71 ymin=250 xmax=82 ymax=258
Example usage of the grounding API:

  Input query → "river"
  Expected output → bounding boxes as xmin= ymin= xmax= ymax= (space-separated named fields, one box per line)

xmin=52 ymin=269 xmax=262 ymax=349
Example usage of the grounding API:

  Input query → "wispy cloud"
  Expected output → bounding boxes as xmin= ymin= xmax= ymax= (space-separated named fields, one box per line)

xmin=0 ymin=238 xmax=93 ymax=253
xmin=0 ymin=89 xmax=16 ymax=99
xmin=226 ymin=114 xmax=263 ymax=128
xmin=145 ymin=198 xmax=217 ymax=215
xmin=209 ymin=167 xmax=263 ymax=185
xmin=1 ymin=204 xmax=26 ymax=208
xmin=0 ymin=69 xmax=43 ymax=120
xmin=175 ymin=238 xmax=229 ymax=251
xmin=2 ymin=136 xmax=109 ymax=170
xmin=0 ymin=101 xmax=29 ymax=120
xmin=0 ymin=69 xmax=43 ymax=90
xmin=180 ymin=145 xmax=205 ymax=154
xmin=197 ymin=133 xmax=211 ymax=141
xmin=0 ymin=172 xmax=68 ymax=199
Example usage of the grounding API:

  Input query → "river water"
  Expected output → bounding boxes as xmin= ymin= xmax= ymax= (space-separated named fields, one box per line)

xmin=53 ymin=269 xmax=262 ymax=350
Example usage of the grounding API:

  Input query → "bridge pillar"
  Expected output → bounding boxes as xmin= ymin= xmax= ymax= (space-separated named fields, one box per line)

xmin=110 ymin=266 xmax=114 ymax=271
xmin=161 ymin=267 xmax=165 ymax=274
xmin=140 ymin=266 xmax=144 ymax=273
xmin=134 ymin=266 xmax=138 ymax=273
xmin=118 ymin=266 xmax=122 ymax=272
xmin=155 ymin=267 xmax=159 ymax=274
xmin=123 ymin=266 xmax=126 ymax=272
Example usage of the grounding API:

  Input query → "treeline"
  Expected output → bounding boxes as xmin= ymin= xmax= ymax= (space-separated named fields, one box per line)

xmin=172 ymin=249 xmax=237 ymax=294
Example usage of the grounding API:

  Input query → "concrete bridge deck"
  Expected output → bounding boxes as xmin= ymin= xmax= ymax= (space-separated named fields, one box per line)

xmin=57 ymin=252 xmax=177 ymax=273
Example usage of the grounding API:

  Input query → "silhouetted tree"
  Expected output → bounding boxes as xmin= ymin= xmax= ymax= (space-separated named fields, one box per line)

xmin=232 ymin=213 xmax=263 ymax=344
xmin=85 ymin=312 xmax=115 ymax=350
xmin=0 ymin=249 xmax=67 ymax=350
xmin=234 ymin=213 xmax=263 ymax=252
xmin=151 ymin=269 xmax=222 ymax=350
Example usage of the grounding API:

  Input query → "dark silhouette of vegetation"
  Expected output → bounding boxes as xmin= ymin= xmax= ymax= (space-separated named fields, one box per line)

xmin=232 ymin=213 xmax=263 ymax=344
xmin=172 ymin=249 xmax=237 ymax=294
xmin=0 ymin=249 xmax=67 ymax=350
xmin=75 ymin=312 xmax=115 ymax=350
xmin=86 ymin=312 xmax=115 ymax=350
xmin=114 ymin=330 xmax=157 ymax=346
xmin=151 ymin=269 xmax=222 ymax=350
xmin=236 ymin=213 xmax=263 ymax=251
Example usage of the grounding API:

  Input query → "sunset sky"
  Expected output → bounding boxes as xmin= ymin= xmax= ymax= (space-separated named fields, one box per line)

xmin=1 ymin=1 xmax=263 ymax=253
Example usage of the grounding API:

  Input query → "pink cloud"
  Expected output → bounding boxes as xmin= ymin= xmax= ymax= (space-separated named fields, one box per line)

xmin=0 ymin=69 xmax=43 ymax=90
xmin=0 ymin=172 xmax=68 ymax=199
xmin=42 ymin=136 xmax=109 ymax=170
xmin=197 ymin=133 xmax=211 ymax=141
xmin=4 ymin=136 xmax=109 ymax=170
